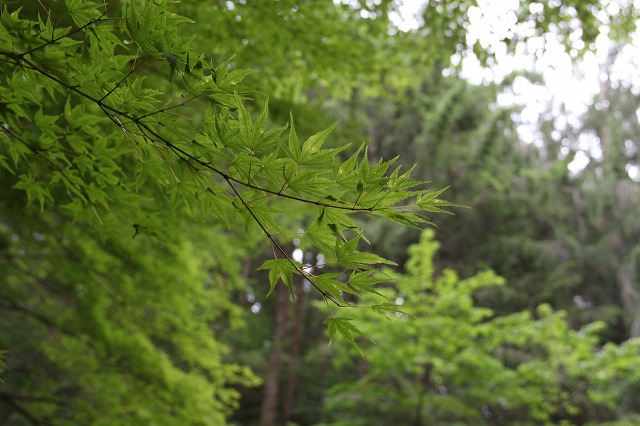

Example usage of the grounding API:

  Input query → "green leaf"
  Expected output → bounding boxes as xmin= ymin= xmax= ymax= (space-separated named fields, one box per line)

xmin=417 ymin=186 xmax=467 ymax=215
xmin=335 ymin=236 xmax=397 ymax=270
xmin=235 ymin=94 xmax=253 ymax=149
xmin=13 ymin=174 xmax=54 ymax=210
xmin=348 ymin=271 xmax=387 ymax=297
xmin=283 ymin=113 xmax=302 ymax=163
xmin=324 ymin=317 xmax=367 ymax=355
xmin=314 ymin=272 xmax=350 ymax=303
xmin=216 ymin=56 xmax=255 ymax=88
xmin=258 ymin=258 xmax=301 ymax=297
xmin=215 ymin=55 xmax=233 ymax=85
xmin=298 ymin=121 xmax=341 ymax=165
xmin=0 ymin=153 xmax=13 ymax=173
xmin=320 ymin=207 xmax=357 ymax=229
xmin=286 ymin=169 xmax=333 ymax=197
xmin=332 ymin=143 xmax=363 ymax=189
xmin=370 ymin=302 xmax=405 ymax=319
xmin=375 ymin=209 xmax=431 ymax=228
xmin=306 ymin=220 xmax=338 ymax=253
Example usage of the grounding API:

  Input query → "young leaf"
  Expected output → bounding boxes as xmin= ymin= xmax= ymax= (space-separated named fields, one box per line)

xmin=258 ymin=258 xmax=301 ymax=297
xmin=335 ymin=236 xmax=397 ymax=270
xmin=324 ymin=317 xmax=367 ymax=355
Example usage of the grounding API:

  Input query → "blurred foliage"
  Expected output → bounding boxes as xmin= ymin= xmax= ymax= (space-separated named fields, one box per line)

xmin=1 ymin=0 xmax=640 ymax=425
xmin=340 ymin=70 xmax=577 ymax=317
xmin=319 ymin=231 xmax=640 ymax=425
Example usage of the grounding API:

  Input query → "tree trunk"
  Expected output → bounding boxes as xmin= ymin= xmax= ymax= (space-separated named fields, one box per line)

xmin=282 ymin=276 xmax=305 ymax=423
xmin=619 ymin=257 xmax=640 ymax=338
xmin=259 ymin=282 xmax=290 ymax=426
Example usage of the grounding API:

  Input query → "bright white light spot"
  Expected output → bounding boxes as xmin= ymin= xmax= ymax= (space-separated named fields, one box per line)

xmin=251 ymin=302 xmax=261 ymax=314
xmin=626 ymin=164 xmax=640 ymax=181
xmin=395 ymin=297 xmax=404 ymax=305
xmin=467 ymin=0 xmax=520 ymax=50
xmin=529 ymin=2 xmax=544 ymax=14
xmin=573 ymin=295 xmax=592 ymax=309
xmin=568 ymin=151 xmax=590 ymax=176
xmin=625 ymin=139 xmax=636 ymax=156
xmin=607 ymin=2 xmax=621 ymax=15
xmin=577 ymin=132 xmax=602 ymax=161
xmin=317 ymin=253 xmax=325 ymax=268
xmin=292 ymin=248 xmax=304 ymax=263
xmin=359 ymin=9 xmax=377 ymax=19
xmin=394 ymin=312 xmax=409 ymax=319
xmin=389 ymin=0 xmax=422 ymax=32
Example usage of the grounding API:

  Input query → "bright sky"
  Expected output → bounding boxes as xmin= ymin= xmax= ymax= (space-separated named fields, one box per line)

xmin=390 ymin=0 xmax=640 ymax=179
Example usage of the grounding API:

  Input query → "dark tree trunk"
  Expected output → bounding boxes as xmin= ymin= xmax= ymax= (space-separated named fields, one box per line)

xmin=259 ymin=282 xmax=290 ymax=426
xmin=282 ymin=277 xmax=305 ymax=423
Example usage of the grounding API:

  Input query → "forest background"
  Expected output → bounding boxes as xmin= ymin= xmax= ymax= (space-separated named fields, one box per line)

xmin=1 ymin=0 xmax=640 ymax=425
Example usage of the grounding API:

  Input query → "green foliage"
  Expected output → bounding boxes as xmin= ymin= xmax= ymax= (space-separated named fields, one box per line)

xmin=321 ymin=230 xmax=640 ymax=425
xmin=182 ymin=0 xmax=403 ymax=99
xmin=514 ymin=0 xmax=638 ymax=52
xmin=0 ymin=0 xmax=453 ymax=322
xmin=345 ymin=71 xmax=587 ymax=324
xmin=0 ymin=201 xmax=261 ymax=423
xmin=2 ymin=0 xmax=639 ymax=424
xmin=0 ymin=1 xmax=457 ymax=423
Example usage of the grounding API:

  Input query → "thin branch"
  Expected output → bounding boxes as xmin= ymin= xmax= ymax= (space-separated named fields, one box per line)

xmin=18 ymin=6 xmax=112 ymax=59
xmin=35 ymin=0 xmax=51 ymax=20
xmin=0 ymin=301 xmax=76 ymax=336
xmin=0 ymin=391 xmax=66 ymax=405
xmin=99 ymin=54 xmax=149 ymax=103
xmin=0 ymin=394 xmax=49 ymax=426
xmin=226 ymin=177 xmax=344 ymax=307
xmin=137 ymin=93 xmax=206 ymax=120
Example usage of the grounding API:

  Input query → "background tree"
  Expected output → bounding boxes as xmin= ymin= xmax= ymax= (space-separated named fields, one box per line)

xmin=558 ymin=49 xmax=640 ymax=339
xmin=318 ymin=230 xmax=640 ymax=425
xmin=2 ymin=0 xmax=640 ymax=425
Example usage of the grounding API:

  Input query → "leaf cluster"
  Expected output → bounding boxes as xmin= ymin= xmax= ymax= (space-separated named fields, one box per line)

xmin=0 ymin=1 xmax=459 ymax=354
